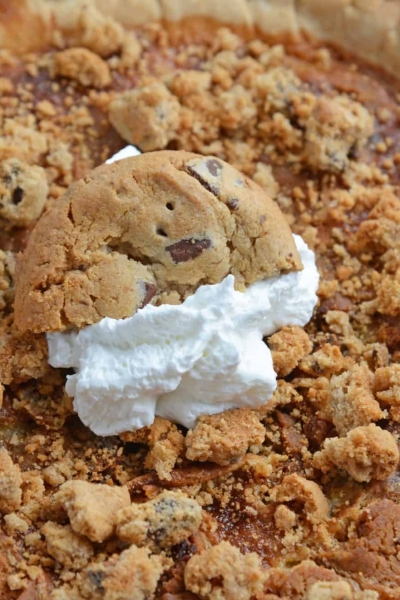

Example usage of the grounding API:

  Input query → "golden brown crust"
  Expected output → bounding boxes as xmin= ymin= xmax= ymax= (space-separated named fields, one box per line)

xmin=14 ymin=150 xmax=301 ymax=333
xmin=6 ymin=0 xmax=400 ymax=76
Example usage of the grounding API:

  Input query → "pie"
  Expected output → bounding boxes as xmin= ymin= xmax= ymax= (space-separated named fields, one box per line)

xmin=0 ymin=1 xmax=400 ymax=599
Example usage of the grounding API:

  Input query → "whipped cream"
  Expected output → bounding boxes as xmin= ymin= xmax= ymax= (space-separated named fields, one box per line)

xmin=47 ymin=235 xmax=319 ymax=436
xmin=105 ymin=145 xmax=141 ymax=163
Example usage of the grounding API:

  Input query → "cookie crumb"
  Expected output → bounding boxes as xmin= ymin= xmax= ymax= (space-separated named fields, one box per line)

xmin=313 ymin=423 xmax=399 ymax=482
xmin=269 ymin=326 xmax=313 ymax=377
xmin=116 ymin=491 xmax=202 ymax=550
xmin=54 ymin=48 xmax=111 ymax=89
xmin=184 ymin=540 xmax=265 ymax=600
xmin=109 ymin=82 xmax=180 ymax=151
xmin=329 ymin=364 xmax=384 ymax=435
xmin=0 ymin=447 xmax=22 ymax=514
xmin=55 ymin=480 xmax=130 ymax=542
xmin=185 ymin=409 xmax=265 ymax=465
xmin=42 ymin=522 xmax=94 ymax=569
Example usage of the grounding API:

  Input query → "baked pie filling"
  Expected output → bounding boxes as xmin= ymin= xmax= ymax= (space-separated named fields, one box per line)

xmin=0 ymin=1 xmax=400 ymax=599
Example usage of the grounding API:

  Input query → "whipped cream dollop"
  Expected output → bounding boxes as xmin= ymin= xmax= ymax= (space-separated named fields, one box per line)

xmin=47 ymin=235 xmax=319 ymax=436
xmin=105 ymin=145 xmax=141 ymax=163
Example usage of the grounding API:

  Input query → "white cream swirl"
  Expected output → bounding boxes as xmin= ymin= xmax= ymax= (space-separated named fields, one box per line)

xmin=47 ymin=235 xmax=319 ymax=436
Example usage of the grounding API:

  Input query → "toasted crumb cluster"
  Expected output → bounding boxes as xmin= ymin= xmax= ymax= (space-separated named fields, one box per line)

xmin=184 ymin=541 xmax=266 ymax=600
xmin=55 ymin=480 xmax=131 ymax=542
xmin=115 ymin=490 xmax=202 ymax=550
xmin=185 ymin=408 xmax=265 ymax=465
xmin=0 ymin=6 xmax=399 ymax=600
xmin=0 ymin=158 xmax=48 ymax=228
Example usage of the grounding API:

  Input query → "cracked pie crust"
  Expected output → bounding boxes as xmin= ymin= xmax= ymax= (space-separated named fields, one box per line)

xmin=0 ymin=1 xmax=400 ymax=599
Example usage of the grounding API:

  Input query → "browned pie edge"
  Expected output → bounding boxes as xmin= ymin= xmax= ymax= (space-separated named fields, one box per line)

xmin=1 ymin=0 xmax=400 ymax=77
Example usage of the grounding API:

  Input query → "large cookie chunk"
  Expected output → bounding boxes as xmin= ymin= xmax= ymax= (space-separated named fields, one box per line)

xmin=14 ymin=151 xmax=302 ymax=333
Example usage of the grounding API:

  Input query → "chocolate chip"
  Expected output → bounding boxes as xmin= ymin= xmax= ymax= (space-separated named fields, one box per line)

xmin=206 ymin=159 xmax=222 ymax=177
xmin=141 ymin=283 xmax=157 ymax=308
xmin=87 ymin=571 xmax=105 ymax=590
xmin=167 ymin=238 xmax=211 ymax=263
xmin=227 ymin=198 xmax=239 ymax=211
xmin=186 ymin=164 xmax=219 ymax=196
xmin=12 ymin=186 xmax=24 ymax=205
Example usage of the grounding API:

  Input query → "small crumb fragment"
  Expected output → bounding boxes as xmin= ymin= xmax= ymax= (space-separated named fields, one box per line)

xmin=80 ymin=545 xmax=171 ymax=600
xmin=313 ymin=424 xmax=399 ymax=482
xmin=184 ymin=540 xmax=266 ymax=600
xmin=374 ymin=364 xmax=400 ymax=420
xmin=306 ymin=581 xmax=378 ymax=599
xmin=329 ymin=364 xmax=384 ymax=435
xmin=271 ymin=474 xmax=329 ymax=523
xmin=0 ymin=447 xmax=22 ymax=514
xmin=116 ymin=491 xmax=202 ymax=550
xmin=42 ymin=522 xmax=94 ymax=569
xmin=303 ymin=96 xmax=374 ymax=172
xmin=274 ymin=504 xmax=297 ymax=531
xmin=55 ymin=480 xmax=130 ymax=542
xmin=73 ymin=4 xmax=125 ymax=57
xmin=54 ymin=48 xmax=111 ymax=89
xmin=0 ymin=158 xmax=48 ymax=228
xmin=185 ymin=408 xmax=265 ymax=465
xmin=269 ymin=326 xmax=312 ymax=377
xmin=109 ymin=82 xmax=180 ymax=151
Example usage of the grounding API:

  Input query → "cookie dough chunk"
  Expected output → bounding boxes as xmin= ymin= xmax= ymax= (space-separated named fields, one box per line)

xmin=109 ymin=82 xmax=181 ymax=151
xmin=0 ymin=158 xmax=48 ymax=228
xmin=0 ymin=448 xmax=22 ymax=514
xmin=184 ymin=541 xmax=265 ymax=600
xmin=15 ymin=151 xmax=302 ymax=333
xmin=115 ymin=491 xmax=202 ymax=550
xmin=54 ymin=48 xmax=111 ymax=89
xmin=313 ymin=424 xmax=399 ymax=483
xmin=55 ymin=480 xmax=130 ymax=543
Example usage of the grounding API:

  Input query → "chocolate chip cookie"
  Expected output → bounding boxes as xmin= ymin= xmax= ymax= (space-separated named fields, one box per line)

xmin=14 ymin=150 xmax=301 ymax=333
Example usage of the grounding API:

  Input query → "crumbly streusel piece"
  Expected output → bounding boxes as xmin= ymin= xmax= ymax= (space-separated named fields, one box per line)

xmin=185 ymin=408 xmax=265 ymax=465
xmin=120 ymin=417 xmax=185 ymax=480
xmin=323 ymin=499 xmax=400 ymax=591
xmin=55 ymin=480 xmax=130 ymax=543
xmin=264 ymin=560 xmax=343 ymax=598
xmin=78 ymin=545 xmax=171 ymax=600
xmin=109 ymin=82 xmax=181 ymax=152
xmin=53 ymin=48 xmax=111 ymax=89
xmin=374 ymin=364 xmax=400 ymax=420
xmin=0 ymin=250 xmax=14 ymax=312
xmin=270 ymin=474 xmax=329 ymax=523
xmin=69 ymin=3 xmax=125 ymax=57
xmin=42 ymin=522 xmax=94 ymax=569
xmin=302 ymin=96 xmax=374 ymax=172
xmin=329 ymin=364 xmax=384 ymax=435
xmin=313 ymin=424 xmax=399 ymax=482
xmin=116 ymin=491 xmax=202 ymax=550
xmin=305 ymin=580 xmax=378 ymax=599
xmin=0 ymin=158 xmax=48 ymax=228
xmin=269 ymin=326 xmax=313 ymax=377
xmin=184 ymin=540 xmax=266 ymax=600
xmin=0 ymin=448 xmax=22 ymax=514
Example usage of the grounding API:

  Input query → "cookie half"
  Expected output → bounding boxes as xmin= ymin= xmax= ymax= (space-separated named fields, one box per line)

xmin=15 ymin=150 xmax=302 ymax=333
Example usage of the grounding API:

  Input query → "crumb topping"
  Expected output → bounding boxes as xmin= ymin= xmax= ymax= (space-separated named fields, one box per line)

xmin=0 ymin=8 xmax=399 ymax=599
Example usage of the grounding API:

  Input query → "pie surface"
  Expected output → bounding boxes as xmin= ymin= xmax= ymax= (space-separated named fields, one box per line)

xmin=0 ymin=1 xmax=400 ymax=599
